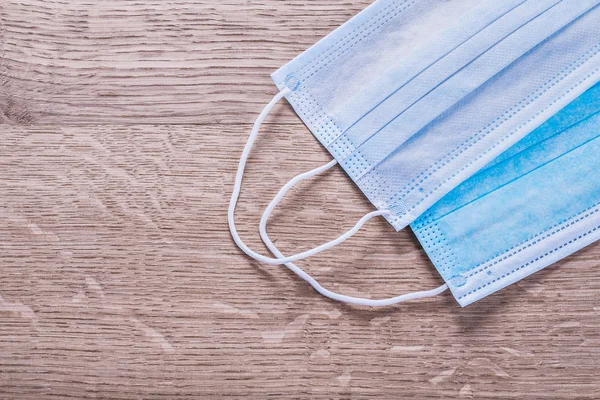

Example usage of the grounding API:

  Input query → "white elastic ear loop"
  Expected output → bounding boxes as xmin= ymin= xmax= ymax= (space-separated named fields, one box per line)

xmin=228 ymin=89 xmax=396 ymax=266
xmin=259 ymin=162 xmax=448 ymax=307
xmin=228 ymin=89 xmax=448 ymax=305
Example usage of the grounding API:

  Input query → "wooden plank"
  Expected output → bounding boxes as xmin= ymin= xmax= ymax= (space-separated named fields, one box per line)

xmin=2 ymin=0 xmax=600 ymax=397
xmin=0 ymin=0 xmax=371 ymax=125
xmin=0 ymin=124 xmax=599 ymax=398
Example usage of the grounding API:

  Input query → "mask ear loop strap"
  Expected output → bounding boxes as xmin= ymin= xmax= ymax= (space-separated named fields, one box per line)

xmin=229 ymin=89 xmax=392 ymax=265
xmin=228 ymin=89 xmax=448 ymax=305
xmin=259 ymin=162 xmax=448 ymax=307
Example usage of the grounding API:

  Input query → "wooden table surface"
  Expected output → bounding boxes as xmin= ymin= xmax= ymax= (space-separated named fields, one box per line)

xmin=1 ymin=1 xmax=600 ymax=398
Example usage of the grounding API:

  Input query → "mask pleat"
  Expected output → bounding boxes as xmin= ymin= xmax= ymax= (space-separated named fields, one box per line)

xmin=415 ymin=97 xmax=600 ymax=226
xmin=342 ymin=0 xmax=600 ymax=181
xmin=355 ymin=6 xmax=600 ymax=229
xmin=327 ymin=0 xmax=563 ymax=159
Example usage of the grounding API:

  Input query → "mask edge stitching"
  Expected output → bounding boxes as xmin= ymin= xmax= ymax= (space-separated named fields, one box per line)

xmin=290 ymin=87 xmax=344 ymax=147
xmin=457 ymin=220 xmax=600 ymax=300
xmin=412 ymin=211 xmax=459 ymax=276
xmin=463 ymin=204 xmax=600 ymax=281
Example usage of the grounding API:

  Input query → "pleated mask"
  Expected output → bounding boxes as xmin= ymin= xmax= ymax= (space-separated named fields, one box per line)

xmin=228 ymin=0 xmax=600 ymax=306
xmin=412 ymin=81 xmax=600 ymax=306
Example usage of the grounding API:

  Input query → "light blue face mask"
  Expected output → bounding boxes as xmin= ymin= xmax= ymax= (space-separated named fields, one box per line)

xmin=228 ymin=0 xmax=600 ymax=307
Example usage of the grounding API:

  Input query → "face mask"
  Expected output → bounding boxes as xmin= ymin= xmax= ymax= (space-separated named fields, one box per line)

xmin=228 ymin=0 xmax=600 ymax=306
xmin=411 ymin=81 xmax=600 ymax=306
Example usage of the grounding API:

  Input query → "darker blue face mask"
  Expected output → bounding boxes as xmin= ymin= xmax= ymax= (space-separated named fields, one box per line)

xmin=412 ymin=81 xmax=600 ymax=306
xmin=228 ymin=0 xmax=600 ymax=307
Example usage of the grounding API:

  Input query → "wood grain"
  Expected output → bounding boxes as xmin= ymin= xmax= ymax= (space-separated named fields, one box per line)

xmin=1 ymin=1 xmax=600 ymax=399
xmin=0 ymin=0 xmax=369 ymax=125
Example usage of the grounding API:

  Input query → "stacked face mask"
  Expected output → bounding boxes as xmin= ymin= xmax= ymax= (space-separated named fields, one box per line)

xmin=229 ymin=0 xmax=600 ymax=307
xmin=411 ymin=81 xmax=600 ymax=306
